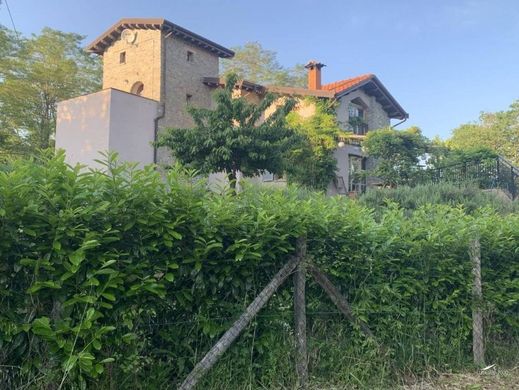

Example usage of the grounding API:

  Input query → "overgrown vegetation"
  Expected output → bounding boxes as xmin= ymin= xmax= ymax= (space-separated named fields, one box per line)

xmin=362 ymin=126 xmax=429 ymax=186
xmin=1 ymin=153 xmax=518 ymax=388
xmin=157 ymin=73 xmax=297 ymax=189
xmin=220 ymin=41 xmax=306 ymax=87
xmin=285 ymin=98 xmax=341 ymax=190
xmin=360 ymin=181 xmax=519 ymax=218
xmin=447 ymin=100 xmax=519 ymax=166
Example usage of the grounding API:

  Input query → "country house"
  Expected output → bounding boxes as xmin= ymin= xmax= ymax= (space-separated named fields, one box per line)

xmin=55 ymin=18 xmax=408 ymax=195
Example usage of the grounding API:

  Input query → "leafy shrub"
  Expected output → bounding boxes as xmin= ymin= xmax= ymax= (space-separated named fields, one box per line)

xmin=360 ymin=182 xmax=519 ymax=218
xmin=1 ymin=153 xmax=518 ymax=388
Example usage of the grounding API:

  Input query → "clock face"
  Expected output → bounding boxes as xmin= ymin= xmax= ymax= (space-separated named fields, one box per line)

xmin=121 ymin=29 xmax=137 ymax=44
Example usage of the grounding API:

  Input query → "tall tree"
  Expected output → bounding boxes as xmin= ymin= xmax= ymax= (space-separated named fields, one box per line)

xmin=157 ymin=73 xmax=298 ymax=189
xmin=285 ymin=98 xmax=340 ymax=190
xmin=448 ymin=100 xmax=519 ymax=165
xmin=363 ymin=126 xmax=429 ymax=187
xmin=221 ymin=42 xmax=306 ymax=87
xmin=0 ymin=26 xmax=101 ymax=154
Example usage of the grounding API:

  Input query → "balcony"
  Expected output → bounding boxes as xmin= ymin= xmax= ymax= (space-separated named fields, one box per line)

xmin=349 ymin=119 xmax=368 ymax=135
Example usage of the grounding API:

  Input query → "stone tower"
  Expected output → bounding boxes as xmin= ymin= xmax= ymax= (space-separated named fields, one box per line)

xmin=86 ymin=18 xmax=234 ymax=163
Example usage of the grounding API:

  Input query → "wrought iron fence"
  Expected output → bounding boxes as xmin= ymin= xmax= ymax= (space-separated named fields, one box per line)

xmin=424 ymin=156 xmax=519 ymax=200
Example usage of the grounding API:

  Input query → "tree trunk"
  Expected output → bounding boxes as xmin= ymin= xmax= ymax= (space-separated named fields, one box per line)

xmin=227 ymin=170 xmax=236 ymax=192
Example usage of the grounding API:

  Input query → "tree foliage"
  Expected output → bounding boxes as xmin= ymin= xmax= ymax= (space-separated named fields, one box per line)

xmin=285 ymin=98 xmax=340 ymax=190
xmin=363 ymin=126 xmax=429 ymax=186
xmin=157 ymin=73 xmax=297 ymax=188
xmin=0 ymin=26 xmax=101 ymax=155
xmin=448 ymin=100 xmax=519 ymax=165
xmin=221 ymin=42 xmax=306 ymax=87
xmin=429 ymin=143 xmax=498 ymax=169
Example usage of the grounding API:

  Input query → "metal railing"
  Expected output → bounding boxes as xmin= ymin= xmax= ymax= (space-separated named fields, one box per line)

xmin=351 ymin=122 xmax=368 ymax=136
xmin=425 ymin=156 xmax=519 ymax=200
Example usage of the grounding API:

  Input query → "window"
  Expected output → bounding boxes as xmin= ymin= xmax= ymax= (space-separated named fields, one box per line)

xmin=348 ymin=155 xmax=366 ymax=193
xmin=186 ymin=94 xmax=193 ymax=104
xmin=130 ymin=81 xmax=144 ymax=96
xmin=187 ymin=50 xmax=194 ymax=62
xmin=348 ymin=101 xmax=368 ymax=135
xmin=348 ymin=103 xmax=364 ymax=120
xmin=119 ymin=51 xmax=126 ymax=64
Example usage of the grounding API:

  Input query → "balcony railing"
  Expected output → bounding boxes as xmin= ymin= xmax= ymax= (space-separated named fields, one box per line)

xmin=421 ymin=156 xmax=519 ymax=200
xmin=350 ymin=122 xmax=368 ymax=136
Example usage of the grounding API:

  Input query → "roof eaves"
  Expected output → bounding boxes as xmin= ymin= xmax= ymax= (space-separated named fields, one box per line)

xmin=202 ymin=77 xmax=266 ymax=94
xmin=334 ymin=76 xmax=408 ymax=120
xmin=161 ymin=19 xmax=234 ymax=58
xmin=86 ymin=18 xmax=234 ymax=58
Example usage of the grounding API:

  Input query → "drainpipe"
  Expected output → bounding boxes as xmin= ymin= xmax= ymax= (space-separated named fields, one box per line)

xmin=153 ymin=103 xmax=165 ymax=164
xmin=391 ymin=115 xmax=408 ymax=129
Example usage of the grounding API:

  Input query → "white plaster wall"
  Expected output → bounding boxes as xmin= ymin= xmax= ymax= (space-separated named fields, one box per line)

xmin=56 ymin=89 xmax=112 ymax=168
xmin=55 ymin=89 xmax=159 ymax=169
xmin=108 ymin=89 xmax=158 ymax=167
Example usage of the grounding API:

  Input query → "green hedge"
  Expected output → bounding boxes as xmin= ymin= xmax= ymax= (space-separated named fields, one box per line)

xmin=1 ymin=153 xmax=518 ymax=388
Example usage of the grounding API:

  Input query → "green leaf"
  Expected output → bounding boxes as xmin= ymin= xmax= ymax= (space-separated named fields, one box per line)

xmin=32 ymin=317 xmax=54 ymax=338
xmin=101 ymin=292 xmax=116 ymax=302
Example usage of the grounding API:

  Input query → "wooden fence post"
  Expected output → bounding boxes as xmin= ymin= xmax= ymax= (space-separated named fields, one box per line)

xmin=469 ymin=237 xmax=485 ymax=367
xmin=178 ymin=238 xmax=306 ymax=390
xmin=293 ymin=238 xmax=308 ymax=388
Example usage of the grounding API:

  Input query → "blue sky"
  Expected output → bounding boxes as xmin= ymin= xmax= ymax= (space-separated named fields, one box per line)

xmin=2 ymin=0 xmax=519 ymax=139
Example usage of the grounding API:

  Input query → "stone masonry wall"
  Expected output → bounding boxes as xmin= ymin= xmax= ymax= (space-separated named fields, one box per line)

xmin=156 ymin=35 xmax=219 ymax=164
xmin=102 ymin=29 xmax=162 ymax=101
xmin=335 ymin=89 xmax=390 ymax=132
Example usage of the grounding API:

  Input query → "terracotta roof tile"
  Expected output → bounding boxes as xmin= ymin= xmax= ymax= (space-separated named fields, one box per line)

xmin=321 ymin=74 xmax=374 ymax=95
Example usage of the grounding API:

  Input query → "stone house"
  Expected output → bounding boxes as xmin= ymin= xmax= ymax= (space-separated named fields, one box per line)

xmin=55 ymin=18 xmax=408 ymax=195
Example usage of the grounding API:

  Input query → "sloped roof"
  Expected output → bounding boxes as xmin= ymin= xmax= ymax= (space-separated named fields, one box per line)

xmin=322 ymin=74 xmax=408 ymax=120
xmin=86 ymin=18 xmax=234 ymax=58
xmin=321 ymin=74 xmax=373 ymax=94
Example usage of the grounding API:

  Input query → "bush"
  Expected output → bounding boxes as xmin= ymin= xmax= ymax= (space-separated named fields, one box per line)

xmin=360 ymin=182 xmax=519 ymax=218
xmin=1 ymin=153 xmax=518 ymax=388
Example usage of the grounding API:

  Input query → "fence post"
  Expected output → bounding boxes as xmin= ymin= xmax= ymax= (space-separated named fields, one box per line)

xmin=469 ymin=237 xmax=485 ymax=367
xmin=293 ymin=238 xmax=307 ymax=388
xmin=511 ymin=166 xmax=517 ymax=200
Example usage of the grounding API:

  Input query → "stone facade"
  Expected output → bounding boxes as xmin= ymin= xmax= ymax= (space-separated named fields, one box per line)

xmin=100 ymin=28 xmax=221 ymax=165
xmin=157 ymin=35 xmax=219 ymax=164
xmin=59 ymin=18 xmax=406 ymax=196
xmin=335 ymin=89 xmax=390 ymax=131
xmin=102 ymin=29 xmax=162 ymax=101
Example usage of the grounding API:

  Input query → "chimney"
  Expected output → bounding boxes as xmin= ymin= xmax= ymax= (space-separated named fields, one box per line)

xmin=304 ymin=60 xmax=326 ymax=90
